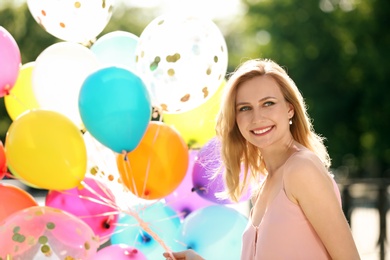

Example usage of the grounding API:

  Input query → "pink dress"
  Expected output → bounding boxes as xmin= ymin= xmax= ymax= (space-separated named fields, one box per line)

xmin=241 ymin=177 xmax=341 ymax=260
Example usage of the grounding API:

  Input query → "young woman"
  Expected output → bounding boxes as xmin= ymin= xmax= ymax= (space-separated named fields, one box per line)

xmin=164 ymin=58 xmax=360 ymax=259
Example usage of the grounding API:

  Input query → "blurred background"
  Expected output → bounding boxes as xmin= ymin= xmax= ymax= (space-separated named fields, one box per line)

xmin=0 ymin=0 xmax=389 ymax=259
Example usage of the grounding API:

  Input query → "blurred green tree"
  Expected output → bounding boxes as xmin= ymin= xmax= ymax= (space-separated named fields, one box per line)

xmin=225 ymin=0 xmax=390 ymax=178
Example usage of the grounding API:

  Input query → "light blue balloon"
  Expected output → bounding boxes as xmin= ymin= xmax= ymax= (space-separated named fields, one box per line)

xmin=111 ymin=202 xmax=183 ymax=259
xmin=79 ymin=66 xmax=151 ymax=153
xmin=91 ymin=31 xmax=139 ymax=71
xmin=175 ymin=205 xmax=248 ymax=259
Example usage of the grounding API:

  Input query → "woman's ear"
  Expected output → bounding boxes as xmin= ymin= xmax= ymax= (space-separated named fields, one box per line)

xmin=288 ymin=103 xmax=294 ymax=118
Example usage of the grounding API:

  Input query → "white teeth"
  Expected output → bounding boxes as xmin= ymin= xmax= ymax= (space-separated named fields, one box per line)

xmin=253 ymin=127 xmax=272 ymax=134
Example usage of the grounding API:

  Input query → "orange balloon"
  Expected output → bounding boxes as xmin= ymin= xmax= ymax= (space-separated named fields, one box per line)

xmin=117 ymin=121 xmax=188 ymax=200
xmin=0 ymin=183 xmax=38 ymax=223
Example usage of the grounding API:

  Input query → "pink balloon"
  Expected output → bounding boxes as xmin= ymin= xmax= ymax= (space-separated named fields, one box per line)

xmin=165 ymin=150 xmax=215 ymax=218
xmin=45 ymin=177 xmax=118 ymax=245
xmin=0 ymin=206 xmax=99 ymax=259
xmin=0 ymin=26 xmax=21 ymax=97
xmin=95 ymin=244 xmax=147 ymax=260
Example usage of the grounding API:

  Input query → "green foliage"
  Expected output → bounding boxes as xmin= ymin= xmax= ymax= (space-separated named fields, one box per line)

xmin=233 ymin=0 xmax=390 ymax=177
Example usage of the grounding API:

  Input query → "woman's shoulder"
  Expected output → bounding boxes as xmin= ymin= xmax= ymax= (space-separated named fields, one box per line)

xmin=283 ymin=148 xmax=334 ymax=199
xmin=286 ymin=147 xmax=325 ymax=170
xmin=284 ymin=148 xmax=329 ymax=182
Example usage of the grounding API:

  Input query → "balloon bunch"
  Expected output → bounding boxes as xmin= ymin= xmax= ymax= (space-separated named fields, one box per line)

xmin=0 ymin=2 xmax=248 ymax=260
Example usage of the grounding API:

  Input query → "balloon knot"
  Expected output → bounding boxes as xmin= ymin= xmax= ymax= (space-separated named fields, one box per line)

xmin=3 ymin=84 xmax=10 ymax=96
xmin=122 ymin=150 xmax=128 ymax=161
xmin=191 ymin=186 xmax=206 ymax=192
xmin=103 ymin=219 xmax=111 ymax=229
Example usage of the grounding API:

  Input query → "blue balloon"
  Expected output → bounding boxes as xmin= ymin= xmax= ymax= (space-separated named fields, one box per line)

xmin=175 ymin=205 xmax=248 ymax=259
xmin=79 ymin=66 xmax=151 ymax=153
xmin=111 ymin=202 xmax=182 ymax=259
xmin=91 ymin=31 xmax=139 ymax=71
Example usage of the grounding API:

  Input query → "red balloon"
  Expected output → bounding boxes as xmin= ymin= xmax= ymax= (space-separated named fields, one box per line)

xmin=0 ymin=141 xmax=6 ymax=180
xmin=0 ymin=183 xmax=38 ymax=223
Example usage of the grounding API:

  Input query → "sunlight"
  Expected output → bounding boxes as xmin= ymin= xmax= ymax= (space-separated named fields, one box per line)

xmin=122 ymin=0 xmax=244 ymax=20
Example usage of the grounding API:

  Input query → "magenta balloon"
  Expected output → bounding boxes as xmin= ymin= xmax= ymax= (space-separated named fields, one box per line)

xmin=0 ymin=26 xmax=21 ymax=97
xmin=164 ymin=150 xmax=215 ymax=218
xmin=95 ymin=244 xmax=147 ymax=260
xmin=192 ymin=137 xmax=251 ymax=204
xmin=45 ymin=177 xmax=118 ymax=244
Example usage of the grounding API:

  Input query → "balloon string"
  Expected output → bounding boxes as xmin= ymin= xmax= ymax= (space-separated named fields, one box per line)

xmin=78 ymin=179 xmax=177 ymax=259
xmin=122 ymin=151 xmax=140 ymax=198
xmin=7 ymin=91 xmax=33 ymax=111
xmin=141 ymin=124 xmax=161 ymax=198
xmin=80 ymin=180 xmax=118 ymax=209
xmin=122 ymin=208 xmax=176 ymax=260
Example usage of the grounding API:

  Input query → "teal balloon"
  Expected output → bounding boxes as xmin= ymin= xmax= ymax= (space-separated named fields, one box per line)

xmin=175 ymin=205 xmax=248 ymax=259
xmin=91 ymin=31 xmax=139 ymax=71
xmin=111 ymin=202 xmax=182 ymax=259
xmin=79 ymin=66 xmax=151 ymax=153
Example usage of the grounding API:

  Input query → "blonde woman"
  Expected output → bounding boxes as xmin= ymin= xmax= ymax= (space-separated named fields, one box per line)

xmin=164 ymin=59 xmax=360 ymax=260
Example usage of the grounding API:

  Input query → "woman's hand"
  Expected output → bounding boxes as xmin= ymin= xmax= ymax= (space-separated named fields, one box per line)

xmin=163 ymin=249 xmax=205 ymax=260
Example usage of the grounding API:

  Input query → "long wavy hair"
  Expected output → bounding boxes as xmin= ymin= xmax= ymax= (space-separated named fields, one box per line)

xmin=215 ymin=59 xmax=331 ymax=202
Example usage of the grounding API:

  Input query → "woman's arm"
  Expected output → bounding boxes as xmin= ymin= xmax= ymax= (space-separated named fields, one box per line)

xmin=284 ymin=153 xmax=360 ymax=260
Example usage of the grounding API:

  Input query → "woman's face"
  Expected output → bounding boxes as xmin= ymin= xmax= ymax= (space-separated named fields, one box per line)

xmin=235 ymin=76 xmax=293 ymax=149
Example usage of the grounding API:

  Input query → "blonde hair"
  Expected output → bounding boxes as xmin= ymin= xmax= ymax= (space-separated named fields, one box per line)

xmin=215 ymin=59 xmax=331 ymax=202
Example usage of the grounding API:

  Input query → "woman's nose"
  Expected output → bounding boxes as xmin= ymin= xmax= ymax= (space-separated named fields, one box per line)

xmin=251 ymin=108 xmax=265 ymax=122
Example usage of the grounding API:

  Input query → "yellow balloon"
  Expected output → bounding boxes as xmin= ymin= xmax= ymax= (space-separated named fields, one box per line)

xmin=5 ymin=109 xmax=87 ymax=190
xmin=163 ymin=80 xmax=225 ymax=148
xmin=4 ymin=62 xmax=40 ymax=121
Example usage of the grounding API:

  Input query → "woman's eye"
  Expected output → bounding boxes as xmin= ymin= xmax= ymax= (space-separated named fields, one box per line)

xmin=264 ymin=101 xmax=275 ymax=107
xmin=238 ymin=106 xmax=251 ymax=112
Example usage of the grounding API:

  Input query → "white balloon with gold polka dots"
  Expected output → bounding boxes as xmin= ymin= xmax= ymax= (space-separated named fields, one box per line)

xmin=135 ymin=12 xmax=228 ymax=114
xmin=27 ymin=0 xmax=115 ymax=44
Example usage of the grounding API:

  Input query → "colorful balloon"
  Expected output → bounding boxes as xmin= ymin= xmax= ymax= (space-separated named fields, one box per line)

xmin=27 ymin=0 xmax=114 ymax=43
xmin=111 ymin=202 xmax=182 ymax=260
xmin=32 ymin=42 xmax=100 ymax=129
xmin=164 ymin=150 xmax=215 ymax=219
xmin=45 ymin=177 xmax=119 ymax=245
xmin=174 ymin=205 xmax=248 ymax=259
xmin=163 ymin=80 xmax=225 ymax=147
xmin=4 ymin=62 xmax=40 ymax=121
xmin=0 ymin=26 xmax=21 ymax=97
xmin=5 ymin=109 xmax=87 ymax=190
xmin=117 ymin=121 xmax=188 ymax=200
xmin=91 ymin=30 xmax=139 ymax=71
xmin=0 ymin=141 xmax=6 ymax=180
xmin=192 ymin=137 xmax=251 ymax=204
xmin=95 ymin=244 xmax=147 ymax=260
xmin=136 ymin=13 xmax=228 ymax=113
xmin=82 ymin=131 xmax=150 ymax=211
xmin=0 ymin=183 xmax=38 ymax=223
xmin=0 ymin=206 xmax=100 ymax=259
xmin=79 ymin=66 xmax=152 ymax=153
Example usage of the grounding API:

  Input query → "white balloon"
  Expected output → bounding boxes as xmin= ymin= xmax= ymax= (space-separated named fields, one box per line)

xmin=135 ymin=13 xmax=228 ymax=114
xmin=91 ymin=30 xmax=139 ymax=72
xmin=27 ymin=0 xmax=115 ymax=43
xmin=32 ymin=42 xmax=100 ymax=129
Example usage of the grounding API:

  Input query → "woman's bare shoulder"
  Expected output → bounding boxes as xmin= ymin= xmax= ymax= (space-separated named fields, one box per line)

xmin=286 ymin=149 xmax=326 ymax=173
xmin=284 ymin=149 xmax=330 ymax=186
